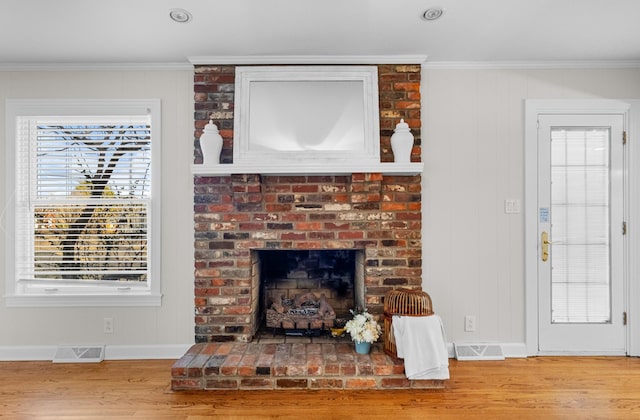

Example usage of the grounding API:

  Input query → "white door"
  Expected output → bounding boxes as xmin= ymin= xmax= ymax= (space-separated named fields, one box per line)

xmin=537 ymin=114 xmax=626 ymax=354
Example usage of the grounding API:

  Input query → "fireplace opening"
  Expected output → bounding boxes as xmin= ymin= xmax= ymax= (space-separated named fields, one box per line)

xmin=254 ymin=249 xmax=365 ymax=337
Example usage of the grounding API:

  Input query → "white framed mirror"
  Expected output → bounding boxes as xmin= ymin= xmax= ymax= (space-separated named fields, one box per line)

xmin=233 ymin=66 xmax=380 ymax=165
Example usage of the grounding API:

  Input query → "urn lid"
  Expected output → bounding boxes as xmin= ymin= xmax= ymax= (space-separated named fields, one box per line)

xmin=393 ymin=118 xmax=411 ymax=132
xmin=203 ymin=118 xmax=220 ymax=134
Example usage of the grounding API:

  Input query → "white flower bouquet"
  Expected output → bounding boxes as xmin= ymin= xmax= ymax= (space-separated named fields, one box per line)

xmin=344 ymin=308 xmax=382 ymax=344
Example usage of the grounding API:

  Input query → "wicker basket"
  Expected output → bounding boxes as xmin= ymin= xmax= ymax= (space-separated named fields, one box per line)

xmin=383 ymin=289 xmax=434 ymax=357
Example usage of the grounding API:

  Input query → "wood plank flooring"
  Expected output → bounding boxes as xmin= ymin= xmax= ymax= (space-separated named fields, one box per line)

xmin=1 ymin=356 xmax=640 ymax=419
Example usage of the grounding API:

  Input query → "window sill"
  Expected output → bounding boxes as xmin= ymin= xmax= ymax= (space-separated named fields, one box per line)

xmin=4 ymin=293 xmax=162 ymax=307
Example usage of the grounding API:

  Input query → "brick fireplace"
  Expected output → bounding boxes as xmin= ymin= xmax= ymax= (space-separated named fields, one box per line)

xmin=192 ymin=64 xmax=423 ymax=343
xmin=171 ymin=63 xmax=440 ymax=391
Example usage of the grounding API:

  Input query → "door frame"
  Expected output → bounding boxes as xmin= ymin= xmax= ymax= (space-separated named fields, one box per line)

xmin=524 ymin=99 xmax=634 ymax=356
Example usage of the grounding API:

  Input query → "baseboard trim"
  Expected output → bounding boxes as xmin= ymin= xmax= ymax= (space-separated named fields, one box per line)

xmin=1 ymin=342 xmax=527 ymax=361
xmin=0 ymin=344 xmax=193 ymax=361
xmin=105 ymin=344 xmax=193 ymax=360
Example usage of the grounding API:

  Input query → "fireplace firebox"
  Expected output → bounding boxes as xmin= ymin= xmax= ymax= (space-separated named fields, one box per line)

xmin=256 ymin=249 xmax=365 ymax=336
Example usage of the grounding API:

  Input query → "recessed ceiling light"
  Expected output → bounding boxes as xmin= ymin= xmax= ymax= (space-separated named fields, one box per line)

xmin=169 ymin=8 xmax=192 ymax=23
xmin=422 ymin=7 xmax=444 ymax=21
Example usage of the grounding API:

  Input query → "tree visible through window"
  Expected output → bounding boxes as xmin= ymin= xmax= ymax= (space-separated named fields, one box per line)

xmin=32 ymin=122 xmax=151 ymax=282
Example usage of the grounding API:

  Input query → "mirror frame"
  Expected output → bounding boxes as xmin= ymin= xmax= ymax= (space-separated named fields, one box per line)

xmin=233 ymin=65 xmax=380 ymax=165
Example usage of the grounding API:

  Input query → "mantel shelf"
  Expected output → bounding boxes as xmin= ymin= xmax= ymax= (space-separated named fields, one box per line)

xmin=191 ymin=162 xmax=424 ymax=176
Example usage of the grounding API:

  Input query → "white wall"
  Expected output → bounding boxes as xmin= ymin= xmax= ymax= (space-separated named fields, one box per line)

xmin=3 ymin=66 xmax=640 ymax=360
xmin=422 ymin=66 xmax=640 ymax=351
xmin=0 ymin=69 xmax=195 ymax=359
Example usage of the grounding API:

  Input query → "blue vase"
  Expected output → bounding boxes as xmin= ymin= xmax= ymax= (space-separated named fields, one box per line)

xmin=355 ymin=342 xmax=371 ymax=354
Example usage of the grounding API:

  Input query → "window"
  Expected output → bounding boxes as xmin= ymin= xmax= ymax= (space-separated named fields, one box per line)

xmin=5 ymin=100 xmax=161 ymax=306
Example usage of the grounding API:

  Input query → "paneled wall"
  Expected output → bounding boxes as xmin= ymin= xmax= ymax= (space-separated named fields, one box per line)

xmin=422 ymin=66 xmax=640 ymax=347
xmin=1 ymin=66 xmax=639 ymax=358
xmin=0 ymin=70 xmax=195 ymax=357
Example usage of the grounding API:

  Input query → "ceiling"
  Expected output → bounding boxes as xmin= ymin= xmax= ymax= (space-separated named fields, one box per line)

xmin=2 ymin=0 xmax=640 ymax=66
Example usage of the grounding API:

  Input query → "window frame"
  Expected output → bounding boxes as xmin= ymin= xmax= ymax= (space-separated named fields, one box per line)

xmin=5 ymin=99 xmax=162 ymax=307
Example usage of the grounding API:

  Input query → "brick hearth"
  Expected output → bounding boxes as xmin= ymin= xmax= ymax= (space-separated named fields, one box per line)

xmin=171 ymin=334 xmax=445 ymax=391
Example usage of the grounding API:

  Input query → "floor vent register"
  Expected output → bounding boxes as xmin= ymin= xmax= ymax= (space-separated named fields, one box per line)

xmin=53 ymin=345 xmax=105 ymax=363
xmin=454 ymin=343 xmax=505 ymax=361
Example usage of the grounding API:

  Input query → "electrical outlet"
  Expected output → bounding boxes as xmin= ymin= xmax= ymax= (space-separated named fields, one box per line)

xmin=464 ymin=315 xmax=476 ymax=332
xmin=103 ymin=317 xmax=114 ymax=334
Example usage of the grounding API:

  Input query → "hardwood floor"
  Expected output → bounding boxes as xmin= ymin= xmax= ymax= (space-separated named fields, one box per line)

xmin=1 ymin=357 xmax=639 ymax=419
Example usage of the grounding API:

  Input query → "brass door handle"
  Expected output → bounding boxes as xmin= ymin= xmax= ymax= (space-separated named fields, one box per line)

xmin=541 ymin=231 xmax=551 ymax=262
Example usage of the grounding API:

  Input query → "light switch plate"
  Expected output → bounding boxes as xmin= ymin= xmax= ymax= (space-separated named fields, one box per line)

xmin=504 ymin=199 xmax=520 ymax=214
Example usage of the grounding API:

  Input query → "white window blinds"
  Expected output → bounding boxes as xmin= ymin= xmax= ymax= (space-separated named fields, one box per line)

xmin=15 ymin=116 xmax=152 ymax=284
xmin=550 ymin=127 xmax=611 ymax=323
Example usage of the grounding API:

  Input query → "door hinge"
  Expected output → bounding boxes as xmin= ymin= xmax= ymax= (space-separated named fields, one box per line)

xmin=623 ymin=312 xmax=627 ymax=326
xmin=623 ymin=221 xmax=627 ymax=235
xmin=623 ymin=130 xmax=627 ymax=145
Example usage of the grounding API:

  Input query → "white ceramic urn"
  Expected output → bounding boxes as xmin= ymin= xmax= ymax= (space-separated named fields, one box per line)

xmin=200 ymin=119 xmax=223 ymax=165
xmin=390 ymin=118 xmax=414 ymax=163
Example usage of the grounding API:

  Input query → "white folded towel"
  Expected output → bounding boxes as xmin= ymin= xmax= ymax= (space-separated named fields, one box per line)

xmin=392 ymin=314 xmax=450 ymax=380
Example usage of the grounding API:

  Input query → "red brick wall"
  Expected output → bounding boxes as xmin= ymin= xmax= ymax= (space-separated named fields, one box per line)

xmin=193 ymin=64 xmax=422 ymax=343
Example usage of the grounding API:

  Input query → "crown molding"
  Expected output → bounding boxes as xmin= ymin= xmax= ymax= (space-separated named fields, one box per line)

xmin=2 ymin=58 xmax=637 ymax=71
xmin=189 ymin=55 xmax=429 ymax=65
xmin=3 ymin=58 xmax=637 ymax=71
xmin=423 ymin=60 xmax=640 ymax=70
xmin=0 ymin=62 xmax=193 ymax=72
